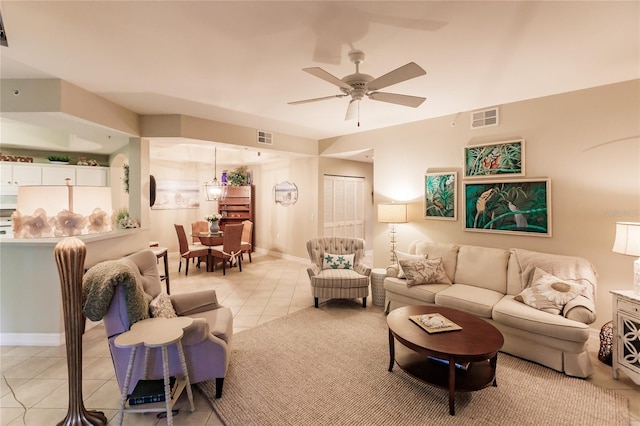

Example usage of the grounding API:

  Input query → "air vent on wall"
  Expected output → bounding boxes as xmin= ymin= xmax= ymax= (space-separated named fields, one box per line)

xmin=257 ymin=130 xmax=273 ymax=145
xmin=471 ymin=107 xmax=499 ymax=129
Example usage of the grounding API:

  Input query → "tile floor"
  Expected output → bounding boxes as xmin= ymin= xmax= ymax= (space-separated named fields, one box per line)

xmin=1 ymin=251 xmax=638 ymax=425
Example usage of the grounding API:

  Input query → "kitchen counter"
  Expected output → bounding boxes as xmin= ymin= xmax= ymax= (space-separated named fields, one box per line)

xmin=0 ymin=228 xmax=151 ymax=346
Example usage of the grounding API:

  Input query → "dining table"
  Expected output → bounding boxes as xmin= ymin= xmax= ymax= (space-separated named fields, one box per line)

xmin=197 ymin=232 xmax=223 ymax=272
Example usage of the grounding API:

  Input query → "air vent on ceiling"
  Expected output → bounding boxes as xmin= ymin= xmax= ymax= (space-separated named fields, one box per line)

xmin=257 ymin=130 xmax=273 ymax=145
xmin=471 ymin=107 xmax=499 ymax=129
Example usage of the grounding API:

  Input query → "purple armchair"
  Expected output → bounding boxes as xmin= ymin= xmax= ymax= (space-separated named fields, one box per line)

xmin=96 ymin=250 xmax=232 ymax=398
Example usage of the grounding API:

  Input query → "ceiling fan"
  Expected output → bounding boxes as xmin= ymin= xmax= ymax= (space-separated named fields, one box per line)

xmin=288 ymin=50 xmax=427 ymax=125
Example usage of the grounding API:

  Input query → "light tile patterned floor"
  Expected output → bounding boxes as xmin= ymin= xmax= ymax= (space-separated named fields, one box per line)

xmin=1 ymin=252 xmax=638 ymax=425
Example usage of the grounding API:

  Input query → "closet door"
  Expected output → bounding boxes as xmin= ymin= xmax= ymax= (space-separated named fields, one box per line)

xmin=323 ymin=175 xmax=364 ymax=238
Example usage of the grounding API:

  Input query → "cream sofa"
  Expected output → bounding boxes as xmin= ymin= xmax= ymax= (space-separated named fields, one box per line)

xmin=384 ymin=241 xmax=597 ymax=378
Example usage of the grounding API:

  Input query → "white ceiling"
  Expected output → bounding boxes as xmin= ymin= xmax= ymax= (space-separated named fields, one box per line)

xmin=0 ymin=1 xmax=638 ymax=162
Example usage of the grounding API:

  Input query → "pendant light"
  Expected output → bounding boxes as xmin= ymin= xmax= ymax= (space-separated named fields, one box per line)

xmin=204 ymin=147 xmax=225 ymax=201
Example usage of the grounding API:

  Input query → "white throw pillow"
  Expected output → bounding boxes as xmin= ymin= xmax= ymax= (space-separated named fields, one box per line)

xmin=149 ymin=293 xmax=177 ymax=318
xmin=514 ymin=268 xmax=585 ymax=315
xmin=394 ymin=250 xmax=426 ymax=279
xmin=398 ymin=257 xmax=452 ymax=287
xmin=322 ymin=253 xmax=354 ymax=270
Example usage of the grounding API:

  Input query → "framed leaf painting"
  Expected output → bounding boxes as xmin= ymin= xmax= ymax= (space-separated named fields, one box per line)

xmin=424 ymin=171 xmax=457 ymax=220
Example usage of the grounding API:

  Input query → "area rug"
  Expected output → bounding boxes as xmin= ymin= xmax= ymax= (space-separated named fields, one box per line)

xmin=196 ymin=301 xmax=628 ymax=426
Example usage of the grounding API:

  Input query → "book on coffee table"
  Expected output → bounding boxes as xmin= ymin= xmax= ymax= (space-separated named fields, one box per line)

xmin=409 ymin=313 xmax=462 ymax=334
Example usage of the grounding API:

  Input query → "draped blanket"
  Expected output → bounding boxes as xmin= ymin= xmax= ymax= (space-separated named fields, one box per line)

xmin=82 ymin=260 xmax=149 ymax=324
xmin=513 ymin=248 xmax=597 ymax=299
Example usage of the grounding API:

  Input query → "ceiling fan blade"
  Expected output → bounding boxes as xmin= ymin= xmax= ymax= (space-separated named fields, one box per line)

xmin=288 ymin=94 xmax=347 ymax=105
xmin=345 ymin=99 xmax=359 ymax=121
xmin=303 ymin=67 xmax=353 ymax=90
xmin=367 ymin=62 xmax=426 ymax=91
xmin=368 ymin=92 xmax=426 ymax=108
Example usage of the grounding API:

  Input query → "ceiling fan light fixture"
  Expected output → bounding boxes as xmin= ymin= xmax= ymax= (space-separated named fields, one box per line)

xmin=289 ymin=49 xmax=427 ymax=125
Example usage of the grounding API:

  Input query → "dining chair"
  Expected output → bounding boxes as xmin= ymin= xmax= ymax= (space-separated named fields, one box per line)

xmin=210 ymin=223 xmax=244 ymax=275
xmin=174 ymin=224 xmax=210 ymax=275
xmin=240 ymin=220 xmax=253 ymax=263
xmin=191 ymin=221 xmax=209 ymax=244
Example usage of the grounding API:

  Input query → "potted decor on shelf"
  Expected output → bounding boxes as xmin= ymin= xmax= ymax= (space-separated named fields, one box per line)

xmin=115 ymin=208 xmax=140 ymax=229
xmin=205 ymin=213 xmax=222 ymax=233
xmin=226 ymin=166 xmax=248 ymax=186
xmin=48 ymin=154 xmax=71 ymax=164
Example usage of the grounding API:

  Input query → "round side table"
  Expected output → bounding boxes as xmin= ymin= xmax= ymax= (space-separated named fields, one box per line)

xmin=370 ymin=268 xmax=387 ymax=307
xmin=114 ymin=317 xmax=195 ymax=426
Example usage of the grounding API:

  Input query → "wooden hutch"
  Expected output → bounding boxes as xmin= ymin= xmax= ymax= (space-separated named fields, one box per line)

xmin=218 ymin=185 xmax=254 ymax=250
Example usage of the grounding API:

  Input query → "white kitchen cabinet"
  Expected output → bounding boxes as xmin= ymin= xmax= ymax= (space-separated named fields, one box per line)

xmin=1 ymin=163 xmax=42 ymax=190
xmin=75 ymin=167 xmax=108 ymax=186
xmin=1 ymin=162 xmax=110 ymax=190
xmin=42 ymin=165 xmax=75 ymax=185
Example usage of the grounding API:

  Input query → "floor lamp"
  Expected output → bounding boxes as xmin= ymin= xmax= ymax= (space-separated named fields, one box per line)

xmin=54 ymin=236 xmax=108 ymax=425
xmin=378 ymin=203 xmax=408 ymax=264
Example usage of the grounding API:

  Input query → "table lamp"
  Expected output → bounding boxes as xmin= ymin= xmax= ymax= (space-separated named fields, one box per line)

xmin=12 ymin=180 xmax=113 ymax=238
xmin=612 ymin=221 xmax=640 ymax=295
xmin=378 ymin=203 xmax=408 ymax=263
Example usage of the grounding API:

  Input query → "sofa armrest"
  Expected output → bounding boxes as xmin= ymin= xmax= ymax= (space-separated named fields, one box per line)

xmin=307 ymin=264 xmax=320 ymax=278
xmin=386 ymin=264 xmax=399 ymax=278
xmin=563 ymin=295 xmax=596 ymax=324
xmin=170 ymin=289 xmax=220 ymax=316
xmin=355 ymin=263 xmax=371 ymax=277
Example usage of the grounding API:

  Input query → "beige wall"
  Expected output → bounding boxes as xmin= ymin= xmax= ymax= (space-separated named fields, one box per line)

xmin=321 ymin=80 xmax=640 ymax=329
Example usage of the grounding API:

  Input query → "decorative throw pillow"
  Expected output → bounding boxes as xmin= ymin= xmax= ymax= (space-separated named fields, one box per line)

xmin=514 ymin=267 xmax=585 ymax=315
xmin=149 ymin=293 xmax=177 ymax=318
xmin=398 ymin=257 xmax=452 ymax=287
xmin=322 ymin=253 xmax=354 ymax=270
xmin=394 ymin=250 xmax=427 ymax=279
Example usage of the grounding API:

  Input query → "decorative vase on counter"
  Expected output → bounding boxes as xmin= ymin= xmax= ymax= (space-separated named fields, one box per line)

xmin=210 ymin=220 xmax=220 ymax=233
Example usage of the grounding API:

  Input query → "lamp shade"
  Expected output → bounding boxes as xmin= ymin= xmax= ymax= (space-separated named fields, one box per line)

xmin=12 ymin=185 xmax=113 ymax=238
xmin=612 ymin=222 xmax=640 ymax=256
xmin=378 ymin=203 xmax=407 ymax=223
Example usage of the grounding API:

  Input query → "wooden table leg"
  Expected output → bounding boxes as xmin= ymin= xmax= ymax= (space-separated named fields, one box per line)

xmin=448 ymin=357 xmax=456 ymax=415
xmin=388 ymin=329 xmax=395 ymax=372
xmin=491 ymin=354 xmax=498 ymax=386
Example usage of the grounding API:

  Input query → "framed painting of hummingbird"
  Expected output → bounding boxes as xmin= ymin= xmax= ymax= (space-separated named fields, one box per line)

xmin=463 ymin=178 xmax=551 ymax=237
xmin=463 ymin=139 xmax=525 ymax=178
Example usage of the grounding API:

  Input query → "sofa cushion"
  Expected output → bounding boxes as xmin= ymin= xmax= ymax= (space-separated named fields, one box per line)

xmin=514 ymin=268 xmax=585 ymax=315
xmin=399 ymin=258 xmax=451 ymax=287
xmin=383 ymin=277 xmax=448 ymax=304
xmin=394 ymin=250 xmax=426 ymax=278
xmin=493 ymin=296 xmax=590 ymax=343
xmin=322 ymin=253 xmax=354 ymax=270
xmin=413 ymin=242 xmax=459 ymax=282
xmin=454 ymin=246 xmax=509 ymax=293
xmin=434 ymin=284 xmax=503 ymax=318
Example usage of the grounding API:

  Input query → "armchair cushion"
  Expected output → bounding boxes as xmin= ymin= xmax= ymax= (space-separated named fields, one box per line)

xmin=150 ymin=293 xmax=177 ymax=318
xmin=171 ymin=289 xmax=221 ymax=316
xmin=322 ymin=253 xmax=354 ymax=270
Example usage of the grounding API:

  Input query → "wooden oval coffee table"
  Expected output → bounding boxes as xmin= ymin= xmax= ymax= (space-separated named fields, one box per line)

xmin=387 ymin=305 xmax=504 ymax=415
